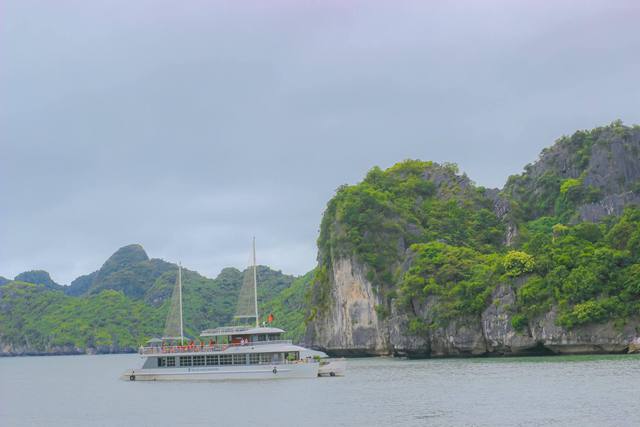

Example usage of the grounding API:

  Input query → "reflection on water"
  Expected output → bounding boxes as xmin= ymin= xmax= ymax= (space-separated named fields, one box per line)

xmin=1 ymin=353 xmax=639 ymax=426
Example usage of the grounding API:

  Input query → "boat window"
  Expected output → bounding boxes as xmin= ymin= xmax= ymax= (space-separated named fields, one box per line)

xmin=193 ymin=355 xmax=205 ymax=366
xmin=249 ymin=353 xmax=260 ymax=364
xmin=206 ymin=355 xmax=218 ymax=366
xmin=260 ymin=353 xmax=273 ymax=363
xmin=179 ymin=356 xmax=192 ymax=367
xmin=257 ymin=334 xmax=266 ymax=342
xmin=157 ymin=357 xmax=166 ymax=367
xmin=232 ymin=354 xmax=246 ymax=365
xmin=219 ymin=355 xmax=232 ymax=365
xmin=166 ymin=357 xmax=176 ymax=367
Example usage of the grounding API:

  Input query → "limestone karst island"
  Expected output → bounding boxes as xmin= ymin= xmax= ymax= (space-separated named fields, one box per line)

xmin=3 ymin=122 xmax=640 ymax=358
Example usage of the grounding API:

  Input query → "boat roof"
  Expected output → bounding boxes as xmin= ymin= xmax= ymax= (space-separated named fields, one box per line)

xmin=144 ymin=342 xmax=309 ymax=356
xmin=200 ymin=326 xmax=285 ymax=337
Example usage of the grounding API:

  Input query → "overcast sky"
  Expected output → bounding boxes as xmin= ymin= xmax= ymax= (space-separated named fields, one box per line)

xmin=1 ymin=0 xmax=639 ymax=285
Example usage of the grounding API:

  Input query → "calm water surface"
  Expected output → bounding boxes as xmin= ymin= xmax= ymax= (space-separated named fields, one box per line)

xmin=1 ymin=354 xmax=639 ymax=426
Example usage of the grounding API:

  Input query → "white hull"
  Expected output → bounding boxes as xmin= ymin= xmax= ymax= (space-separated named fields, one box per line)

xmin=318 ymin=358 xmax=347 ymax=377
xmin=122 ymin=362 xmax=318 ymax=381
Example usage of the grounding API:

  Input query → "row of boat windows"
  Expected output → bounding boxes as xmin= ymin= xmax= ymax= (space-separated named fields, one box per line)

xmin=157 ymin=352 xmax=296 ymax=368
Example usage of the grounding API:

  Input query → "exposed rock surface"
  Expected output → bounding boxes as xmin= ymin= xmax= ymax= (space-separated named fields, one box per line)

xmin=305 ymin=258 xmax=388 ymax=355
xmin=503 ymin=124 xmax=640 ymax=223
xmin=306 ymin=257 xmax=638 ymax=357
xmin=486 ymin=188 xmax=519 ymax=246
xmin=578 ymin=192 xmax=640 ymax=222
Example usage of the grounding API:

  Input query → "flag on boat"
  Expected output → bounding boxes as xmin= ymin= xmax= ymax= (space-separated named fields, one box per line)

xmin=267 ymin=313 xmax=274 ymax=323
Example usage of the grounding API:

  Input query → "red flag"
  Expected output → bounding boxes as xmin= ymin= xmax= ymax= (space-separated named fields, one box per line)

xmin=267 ymin=313 xmax=274 ymax=323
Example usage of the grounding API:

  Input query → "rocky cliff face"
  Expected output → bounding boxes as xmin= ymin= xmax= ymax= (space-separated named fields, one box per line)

xmin=503 ymin=122 xmax=640 ymax=223
xmin=305 ymin=258 xmax=389 ymax=355
xmin=306 ymin=257 xmax=638 ymax=357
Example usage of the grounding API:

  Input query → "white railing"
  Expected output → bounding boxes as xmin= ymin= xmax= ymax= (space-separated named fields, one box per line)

xmin=200 ymin=326 xmax=255 ymax=335
xmin=139 ymin=340 xmax=293 ymax=355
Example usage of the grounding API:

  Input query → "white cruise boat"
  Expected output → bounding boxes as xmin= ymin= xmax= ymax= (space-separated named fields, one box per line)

xmin=122 ymin=238 xmax=326 ymax=381
xmin=121 ymin=326 xmax=320 ymax=381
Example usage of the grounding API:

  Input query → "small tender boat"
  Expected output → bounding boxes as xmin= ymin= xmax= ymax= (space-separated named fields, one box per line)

xmin=122 ymin=238 xmax=324 ymax=381
xmin=299 ymin=349 xmax=347 ymax=377
xmin=318 ymin=358 xmax=347 ymax=377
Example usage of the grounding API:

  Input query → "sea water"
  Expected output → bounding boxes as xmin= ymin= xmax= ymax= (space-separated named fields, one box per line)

xmin=1 ymin=353 xmax=639 ymax=426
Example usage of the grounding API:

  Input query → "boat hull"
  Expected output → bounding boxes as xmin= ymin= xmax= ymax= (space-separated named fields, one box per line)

xmin=121 ymin=362 xmax=318 ymax=381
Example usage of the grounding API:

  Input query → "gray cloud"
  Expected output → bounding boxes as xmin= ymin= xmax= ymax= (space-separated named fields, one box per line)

xmin=2 ymin=0 xmax=639 ymax=283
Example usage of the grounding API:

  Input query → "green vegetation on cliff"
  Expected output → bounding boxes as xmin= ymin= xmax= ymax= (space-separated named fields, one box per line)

xmin=514 ymin=207 xmax=640 ymax=328
xmin=312 ymin=122 xmax=640 ymax=335
xmin=503 ymin=121 xmax=640 ymax=223
xmin=313 ymin=160 xmax=504 ymax=314
xmin=399 ymin=242 xmax=503 ymax=331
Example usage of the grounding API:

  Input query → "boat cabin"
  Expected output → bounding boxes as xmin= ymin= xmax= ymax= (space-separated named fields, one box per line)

xmin=199 ymin=326 xmax=285 ymax=345
xmin=139 ymin=327 xmax=303 ymax=369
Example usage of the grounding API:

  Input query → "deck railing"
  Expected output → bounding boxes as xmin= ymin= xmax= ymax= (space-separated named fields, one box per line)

xmin=139 ymin=340 xmax=293 ymax=355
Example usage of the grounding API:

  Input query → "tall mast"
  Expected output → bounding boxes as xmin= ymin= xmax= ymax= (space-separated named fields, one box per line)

xmin=253 ymin=237 xmax=259 ymax=328
xmin=178 ymin=263 xmax=184 ymax=344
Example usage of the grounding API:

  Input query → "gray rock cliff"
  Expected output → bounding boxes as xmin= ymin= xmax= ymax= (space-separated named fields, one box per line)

xmin=306 ymin=257 xmax=638 ymax=357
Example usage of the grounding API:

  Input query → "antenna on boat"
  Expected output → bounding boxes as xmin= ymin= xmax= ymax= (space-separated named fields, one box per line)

xmin=253 ymin=237 xmax=259 ymax=328
xmin=178 ymin=262 xmax=184 ymax=345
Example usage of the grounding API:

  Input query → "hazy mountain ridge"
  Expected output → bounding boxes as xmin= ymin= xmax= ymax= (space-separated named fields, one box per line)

xmin=9 ymin=270 xmax=63 ymax=291
xmin=0 ymin=245 xmax=299 ymax=356
xmin=305 ymin=122 xmax=640 ymax=357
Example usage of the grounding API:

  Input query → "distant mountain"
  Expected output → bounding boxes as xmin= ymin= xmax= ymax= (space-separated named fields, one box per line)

xmin=14 ymin=270 xmax=62 ymax=291
xmin=0 ymin=244 xmax=302 ymax=356
xmin=65 ymin=271 xmax=97 ymax=296
xmin=64 ymin=244 xmax=174 ymax=299
xmin=0 ymin=276 xmax=9 ymax=286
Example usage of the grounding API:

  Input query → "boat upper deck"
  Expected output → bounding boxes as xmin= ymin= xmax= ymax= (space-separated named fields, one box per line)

xmin=200 ymin=326 xmax=285 ymax=337
xmin=139 ymin=339 xmax=295 ymax=356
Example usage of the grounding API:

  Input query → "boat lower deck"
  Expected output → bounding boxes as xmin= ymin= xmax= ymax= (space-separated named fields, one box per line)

xmin=122 ymin=361 xmax=318 ymax=381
